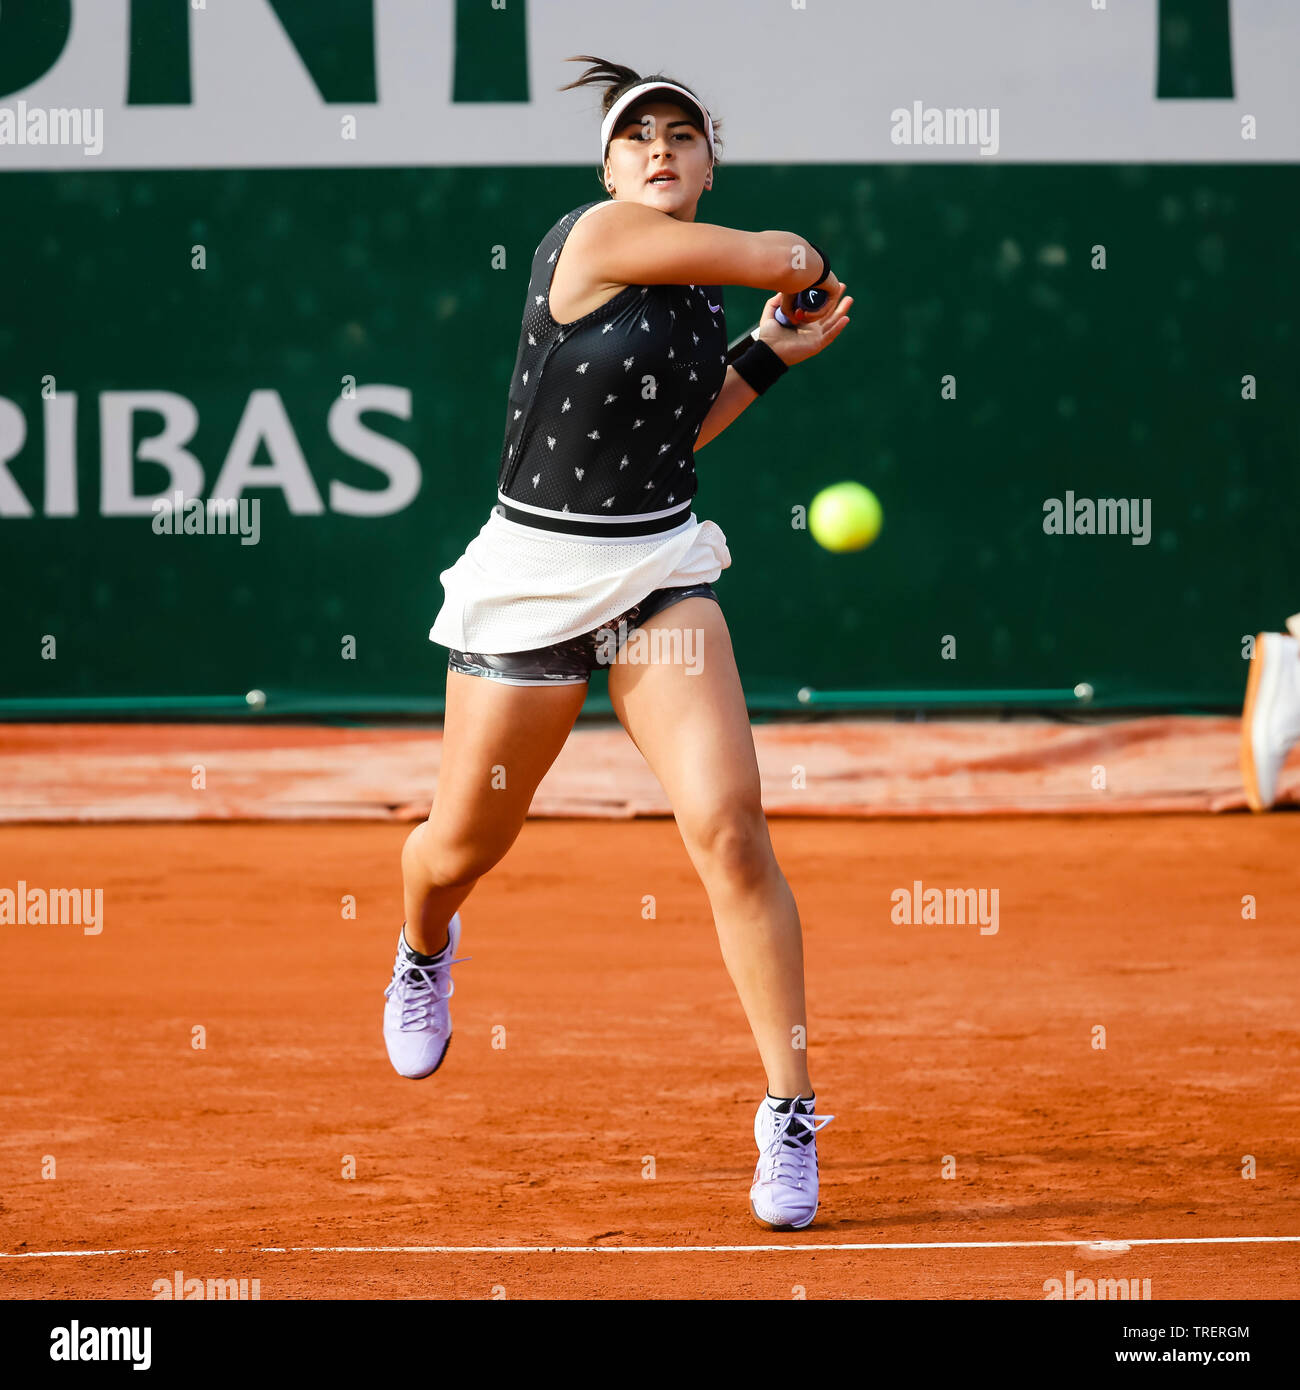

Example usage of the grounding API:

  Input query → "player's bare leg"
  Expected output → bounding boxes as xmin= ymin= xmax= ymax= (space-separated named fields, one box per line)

xmin=607 ymin=597 xmax=813 ymax=1099
xmin=402 ymin=673 xmax=589 ymax=953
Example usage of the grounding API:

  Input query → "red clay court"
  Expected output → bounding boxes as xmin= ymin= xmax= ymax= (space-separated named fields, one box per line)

xmin=2 ymin=719 xmax=1297 ymax=1300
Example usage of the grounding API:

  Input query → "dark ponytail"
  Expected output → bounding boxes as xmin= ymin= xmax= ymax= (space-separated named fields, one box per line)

xmin=559 ymin=54 xmax=724 ymax=166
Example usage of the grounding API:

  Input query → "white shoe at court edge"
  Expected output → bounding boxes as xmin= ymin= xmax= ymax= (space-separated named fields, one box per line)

xmin=382 ymin=913 xmax=469 ymax=1079
xmin=1241 ymin=623 xmax=1300 ymax=812
xmin=749 ymin=1094 xmax=834 ymax=1231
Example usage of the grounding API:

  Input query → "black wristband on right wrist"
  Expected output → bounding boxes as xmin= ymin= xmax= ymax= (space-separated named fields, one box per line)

xmin=731 ymin=338 xmax=789 ymax=395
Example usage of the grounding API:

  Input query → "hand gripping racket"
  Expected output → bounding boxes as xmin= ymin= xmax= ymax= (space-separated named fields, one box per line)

xmin=724 ymin=286 xmax=828 ymax=365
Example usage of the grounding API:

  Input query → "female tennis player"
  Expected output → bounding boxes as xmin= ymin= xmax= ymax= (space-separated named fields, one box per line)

xmin=382 ymin=56 xmax=852 ymax=1231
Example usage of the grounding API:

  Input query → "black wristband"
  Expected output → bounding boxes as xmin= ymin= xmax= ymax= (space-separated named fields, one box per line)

xmin=731 ymin=337 xmax=789 ymax=395
xmin=803 ymin=238 xmax=831 ymax=289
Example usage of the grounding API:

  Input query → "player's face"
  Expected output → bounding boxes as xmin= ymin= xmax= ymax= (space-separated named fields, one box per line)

xmin=605 ymin=100 xmax=713 ymax=218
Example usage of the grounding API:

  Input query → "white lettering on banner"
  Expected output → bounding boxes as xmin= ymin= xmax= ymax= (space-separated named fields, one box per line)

xmin=45 ymin=393 xmax=79 ymax=516
xmin=211 ymin=390 xmax=325 ymax=514
xmin=0 ymin=388 xmax=421 ymax=519
xmin=101 ymin=391 xmax=204 ymax=516
xmin=0 ymin=398 xmax=31 ymax=516
xmin=328 ymin=387 xmax=420 ymax=517
xmin=0 ymin=0 xmax=1294 ymax=168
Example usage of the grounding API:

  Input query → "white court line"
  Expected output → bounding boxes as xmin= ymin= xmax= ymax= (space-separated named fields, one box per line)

xmin=3 ymin=1235 xmax=1300 ymax=1259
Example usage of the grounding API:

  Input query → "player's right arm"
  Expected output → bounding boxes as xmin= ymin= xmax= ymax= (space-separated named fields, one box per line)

xmin=570 ymin=201 xmax=832 ymax=296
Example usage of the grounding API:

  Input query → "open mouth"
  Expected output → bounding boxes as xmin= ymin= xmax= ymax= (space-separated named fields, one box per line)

xmin=647 ymin=173 xmax=678 ymax=185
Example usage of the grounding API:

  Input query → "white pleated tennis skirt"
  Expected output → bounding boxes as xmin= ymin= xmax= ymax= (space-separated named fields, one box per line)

xmin=429 ymin=506 xmax=732 ymax=655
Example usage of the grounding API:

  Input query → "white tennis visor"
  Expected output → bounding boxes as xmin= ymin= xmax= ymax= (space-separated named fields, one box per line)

xmin=600 ymin=81 xmax=715 ymax=162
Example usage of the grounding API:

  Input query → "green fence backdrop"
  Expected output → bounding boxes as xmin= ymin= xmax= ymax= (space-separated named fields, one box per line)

xmin=2 ymin=2 xmax=1296 ymax=716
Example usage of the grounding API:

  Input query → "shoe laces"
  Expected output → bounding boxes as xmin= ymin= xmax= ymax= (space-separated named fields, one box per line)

xmin=384 ymin=951 xmax=471 ymax=1031
xmin=757 ymin=1102 xmax=834 ymax=1191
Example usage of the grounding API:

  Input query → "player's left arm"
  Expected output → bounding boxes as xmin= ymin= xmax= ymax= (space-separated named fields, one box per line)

xmin=695 ymin=288 xmax=853 ymax=451
xmin=695 ymin=367 xmax=763 ymax=450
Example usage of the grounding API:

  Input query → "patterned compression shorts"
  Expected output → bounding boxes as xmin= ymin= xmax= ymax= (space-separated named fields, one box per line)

xmin=446 ymin=582 xmax=719 ymax=685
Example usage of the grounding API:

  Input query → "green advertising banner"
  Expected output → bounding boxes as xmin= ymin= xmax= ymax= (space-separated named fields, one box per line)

xmin=2 ymin=2 xmax=1296 ymax=715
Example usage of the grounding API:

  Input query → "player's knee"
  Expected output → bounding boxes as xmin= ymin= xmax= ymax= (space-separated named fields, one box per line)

xmin=432 ymin=838 xmax=504 ymax=887
xmin=687 ymin=807 xmax=774 ymax=890
xmin=405 ymin=822 xmax=503 ymax=888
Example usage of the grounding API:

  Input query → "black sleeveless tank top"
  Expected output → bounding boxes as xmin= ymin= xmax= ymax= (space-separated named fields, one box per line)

xmin=494 ymin=200 xmax=729 ymax=538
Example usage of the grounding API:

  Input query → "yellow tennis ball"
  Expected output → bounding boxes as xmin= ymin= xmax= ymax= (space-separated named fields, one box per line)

xmin=808 ymin=482 xmax=883 ymax=552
